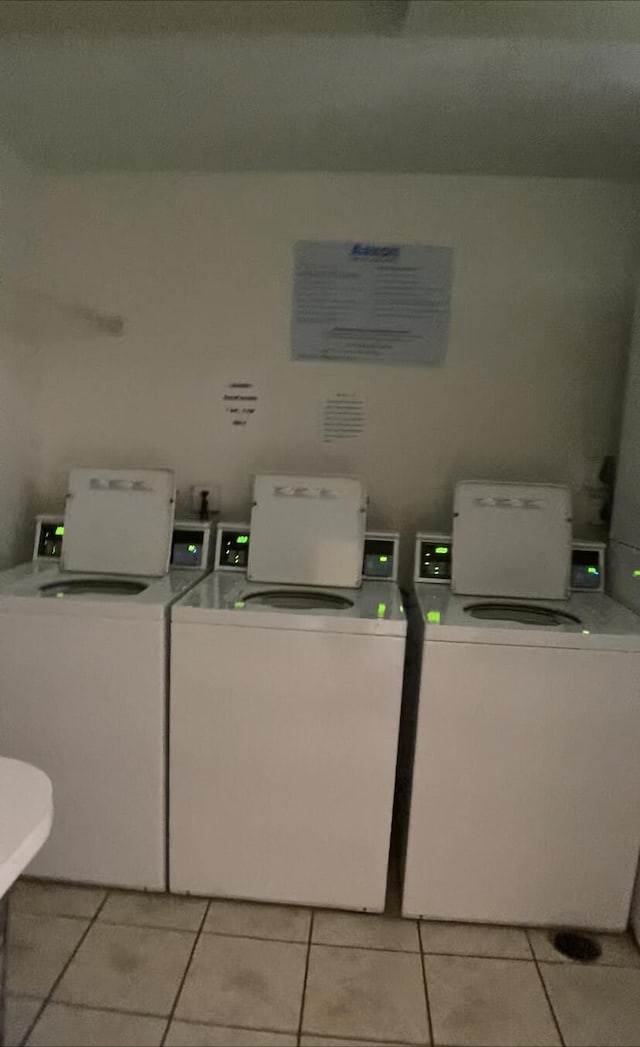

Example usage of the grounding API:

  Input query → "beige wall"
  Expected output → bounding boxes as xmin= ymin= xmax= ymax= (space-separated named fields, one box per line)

xmin=33 ymin=172 xmax=640 ymax=562
xmin=0 ymin=140 xmax=39 ymax=566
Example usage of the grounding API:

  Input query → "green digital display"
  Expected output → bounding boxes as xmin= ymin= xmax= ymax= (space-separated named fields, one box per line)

xmin=379 ymin=555 xmax=388 ymax=563
xmin=427 ymin=610 xmax=441 ymax=624
xmin=234 ymin=600 xmax=245 ymax=609
xmin=587 ymin=566 xmax=598 ymax=575
xmin=377 ymin=602 xmax=386 ymax=618
xmin=187 ymin=544 xmax=197 ymax=553
xmin=55 ymin=526 xmax=64 ymax=536
xmin=237 ymin=535 xmax=249 ymax=544
xmin=435 ymin=546 xmax=449 ymax=555
xmin=634 ymin=570 xmax=640 ymax=578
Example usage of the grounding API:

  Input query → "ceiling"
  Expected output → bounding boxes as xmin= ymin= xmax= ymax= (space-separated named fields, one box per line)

xmin=0 ymin=0 xmax=639 ymax=177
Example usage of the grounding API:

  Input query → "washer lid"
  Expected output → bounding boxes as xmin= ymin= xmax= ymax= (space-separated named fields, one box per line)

xmin=452 ymin=481 xmax=572 ymax=599
xmin=61 ymin=468 xmax=175 ymax=577
xmin=247 ymin=474 xmax=366 ymax=587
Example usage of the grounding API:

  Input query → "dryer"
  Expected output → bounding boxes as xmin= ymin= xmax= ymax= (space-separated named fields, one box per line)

xmin=400 ymin=481 xmax=640 ymax=930
xmin=0 ymin=469 xmax=213 ymax=890
xmin=169 ymin=475 xmax=406 ymax=911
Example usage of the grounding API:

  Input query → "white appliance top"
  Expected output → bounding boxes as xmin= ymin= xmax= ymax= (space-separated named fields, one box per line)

xmin=413 ymin=584 xmax=640 ymax=651
xmin=0 ymin=563 xmax=208 ymax=621
xmin=172 ymin=571 xmax=406 ymax=637
xmin=62 ymin=468 xmax=175 ymax=577
xmin=452 ymin=481 xmax=572 ymax=600
xmin=0 ymin=758 xmax=52 ymax=899
xmin=247 ymin=474 xmax=366 ymax=588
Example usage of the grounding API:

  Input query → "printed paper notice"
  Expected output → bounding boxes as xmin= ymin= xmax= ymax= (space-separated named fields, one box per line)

xmin=222 ymin=381 xmax=258 ymax=428
xmin=322 ymin=393 xmax=365 ymax=443
xmin=292 ymin=241 xmax=454 ymax=366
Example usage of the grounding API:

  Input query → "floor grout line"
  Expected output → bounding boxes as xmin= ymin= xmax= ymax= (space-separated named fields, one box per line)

xmin=421 ymin=949 xmax=535 ymax=963
xmin=307 ymin=940 xmax=529 ymax=960
xmin=525 ymin=929 xmax=566 ymax=1047
xmin=157 ymin=926 xmax=311 ymax=945
xmin=18 ymin=997 xmax=173 ymax=1023
xmin=19 ymin=997 xmax=306 ymax=1034
xmin=90 ymin=916 xmax=212 ymax=935
xmin=418 ymin=923 xmax=435 ymax=1047
xmin=16 ymin=887 xmax=111 ymax=1047
xmin=296 ymin=910 xmax=314 ymax=1046
xmin=302 ymin=1036 xmax=424 ymax=1046
xmin=158 ymin=897 xmax=211 ymax=1047
xmin=158 ymin=1012 xmax=298 ymax=1036
xmin=10 ymin=909 xmax=99 ymax=923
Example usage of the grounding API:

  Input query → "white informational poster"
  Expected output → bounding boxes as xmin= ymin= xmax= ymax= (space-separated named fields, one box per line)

xmin=292 ymin=241 xmax=454 ymax=366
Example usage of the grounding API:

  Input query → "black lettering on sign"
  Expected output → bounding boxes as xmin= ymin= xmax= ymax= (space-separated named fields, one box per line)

xmin=224 ymin=381 xmax=259 ymax=430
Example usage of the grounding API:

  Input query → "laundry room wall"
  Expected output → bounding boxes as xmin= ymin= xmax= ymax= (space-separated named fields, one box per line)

xmin=32 ymin=172 xmax=640 ymax=557
xmin=0 ymin=139 xmax=40 ymax=566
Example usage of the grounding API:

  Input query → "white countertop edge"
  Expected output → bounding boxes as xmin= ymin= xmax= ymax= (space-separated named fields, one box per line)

xmin=0 ymin=807 xmax=53 ymax=900
xmin=0 ymin=759 xmax=53 ymax=900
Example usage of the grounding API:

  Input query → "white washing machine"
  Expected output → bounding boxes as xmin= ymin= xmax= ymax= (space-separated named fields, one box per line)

xmin=170 ymin=475 xmax=406 ymax=911
xmin=0 ymin=469 xmax=213 ymax=890
xmin=401 ymin=481 xmax=640 ymax=930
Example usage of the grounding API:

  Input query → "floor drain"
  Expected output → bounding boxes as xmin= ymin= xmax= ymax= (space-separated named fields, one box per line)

xmin=552 ymin=931 xmax=602 ymax=963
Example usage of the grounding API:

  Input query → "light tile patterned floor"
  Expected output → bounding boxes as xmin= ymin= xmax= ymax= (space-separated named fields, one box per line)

xmin=6 ymin=880 xmax=640 ymax=1047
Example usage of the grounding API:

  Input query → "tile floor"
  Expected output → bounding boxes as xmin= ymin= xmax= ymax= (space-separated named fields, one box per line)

xmin=5 ymin=879 xmax=640 ymax=1047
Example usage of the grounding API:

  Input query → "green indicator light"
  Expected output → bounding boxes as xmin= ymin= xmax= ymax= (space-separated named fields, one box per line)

xmin=237 ymin=535 xmax=249 ymax=544
xmin=587 ymin=566 xmax=598 ymax=575
xmin=435 ymin=546 xmax=449 ymax=555
xmin=582 ymin=629 xmax=591 ymax=635
xmin=55 ymin=592 xmax=64 ymax=598
xmin=377 ymin=602 xmax=387 ymax=617
xmin=187 ymin=544 xmax=197 ymax=553
xmin=379 ymin=555 xmax=388 ymax=563
xmin=55 ymin=526 xmax=64 ymax=536
xmin=634 ymin=570 xmax=640 ymax=578
xmin=427 ymin=610 xmax=441 ymax=624
xmin=234 ymin=600 xmax=245 ymax=609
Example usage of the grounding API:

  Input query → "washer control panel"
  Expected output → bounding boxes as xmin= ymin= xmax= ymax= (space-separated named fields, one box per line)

xmin=170 ymin=523 xmax=214 ymax=569
xmin=362 ymin=532 xmax=399 ymax=581
xmin=215 ymin=524 xmax=398 ymax=581
xmin=571 ymin=541 xmax=605 ymax=592
xmin=414 ymin=533 xmax=605 ymax=591
xmin=214 ymin=523 xmax=251 ymax=571
xmin=33 ymin=515 xmax=213 ymax=570
xmin=415 ymin=534 xmax=453 ymax=584
xmin=34 ymin=516 xmax=66 ymax=561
